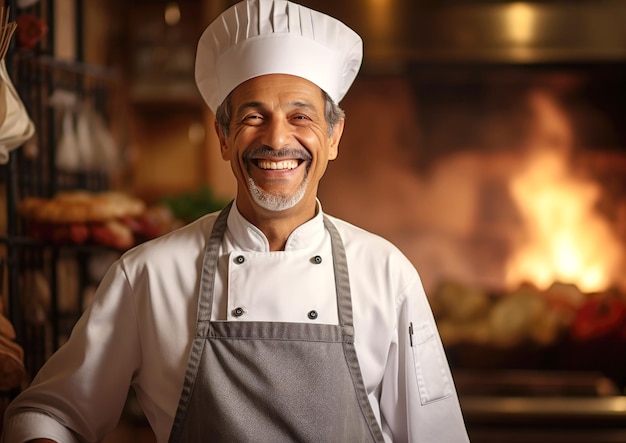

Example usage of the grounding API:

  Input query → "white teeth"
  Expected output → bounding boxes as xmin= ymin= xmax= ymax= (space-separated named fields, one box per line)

xmin=257 ymin=160 xmax=299 ymax=170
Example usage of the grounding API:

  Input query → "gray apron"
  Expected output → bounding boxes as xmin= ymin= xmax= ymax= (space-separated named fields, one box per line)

xmin=168 ymin=202 xmax=385 ymax=443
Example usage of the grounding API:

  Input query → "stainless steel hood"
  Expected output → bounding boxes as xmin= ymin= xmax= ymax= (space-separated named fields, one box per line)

xmin=299 ymin=0 xmax=626 ymax=70
xmin=405 ymin=0 xmax=626 ymax=64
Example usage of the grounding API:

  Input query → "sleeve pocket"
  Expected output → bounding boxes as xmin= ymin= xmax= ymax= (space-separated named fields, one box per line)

xmin=410 ymin=322 xmax=452 ymax=405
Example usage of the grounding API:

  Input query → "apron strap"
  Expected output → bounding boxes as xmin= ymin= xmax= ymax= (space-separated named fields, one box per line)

xmin=324 ymin=216 xmax=384 ymax=442
xmin=169 ymin=202 xmax=234 ymax=439
xmin=196 ymin=200 xmax=233 ymax=330
xmin=323 ymin=215 xmax=354 ymax=330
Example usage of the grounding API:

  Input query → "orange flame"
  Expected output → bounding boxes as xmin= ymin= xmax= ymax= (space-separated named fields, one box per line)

xmin=505 ymin=91 xmax=623 ymax=293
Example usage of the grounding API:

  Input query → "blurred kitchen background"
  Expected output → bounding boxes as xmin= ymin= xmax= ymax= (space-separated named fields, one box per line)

xmin=1 ymin=0 xmax=626 ymax=442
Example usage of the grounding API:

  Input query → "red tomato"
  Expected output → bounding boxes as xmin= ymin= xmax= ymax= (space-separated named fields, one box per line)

xmin=16 ymin=14 xmax=48 ymax=50
xmin=571 ymin=295 xmax=626 ymax=340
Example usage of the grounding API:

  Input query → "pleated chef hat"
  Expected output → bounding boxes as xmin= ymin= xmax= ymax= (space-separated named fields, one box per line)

xmin=195 ymin=0 xmax=363 ymax=113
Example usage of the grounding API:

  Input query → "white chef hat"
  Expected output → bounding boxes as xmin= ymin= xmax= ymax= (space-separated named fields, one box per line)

xmin=195 ymin=0 xmax=363 ymax=113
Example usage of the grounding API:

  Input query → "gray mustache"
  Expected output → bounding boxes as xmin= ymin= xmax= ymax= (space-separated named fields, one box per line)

xmin=244 ymin=146 xmax=312 ymax=162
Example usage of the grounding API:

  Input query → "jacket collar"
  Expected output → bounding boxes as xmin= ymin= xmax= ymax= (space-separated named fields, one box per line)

xmin=225 ymin=200 xmax=326 ymax=252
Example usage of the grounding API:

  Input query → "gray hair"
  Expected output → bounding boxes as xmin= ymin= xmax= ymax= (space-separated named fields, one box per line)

xmin=215 ymin=90 xmax=345 ymax=138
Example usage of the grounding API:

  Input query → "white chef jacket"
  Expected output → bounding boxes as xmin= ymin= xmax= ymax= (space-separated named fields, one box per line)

xmin=2 ymin=202 xmax=469 ymax=443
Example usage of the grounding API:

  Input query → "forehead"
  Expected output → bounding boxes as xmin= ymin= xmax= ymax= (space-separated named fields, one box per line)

xmin=230 ymin=74 xmax=325 ymax=110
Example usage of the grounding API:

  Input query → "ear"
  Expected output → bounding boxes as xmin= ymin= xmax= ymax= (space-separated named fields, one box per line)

xmin=328 ymin=118 xmax=344 ymax=161
xmin=215 ymin=120 xmax=230 ymax=160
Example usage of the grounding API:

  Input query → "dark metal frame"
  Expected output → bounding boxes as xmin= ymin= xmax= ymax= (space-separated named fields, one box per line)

xmin=1 ymin=0 xmax=119 ymax=387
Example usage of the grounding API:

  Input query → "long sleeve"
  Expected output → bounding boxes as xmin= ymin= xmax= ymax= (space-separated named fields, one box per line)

xmin=2 ymin=262 xmax=142 ymax=443
xmin=379 ymin=276 xmax=470 ymax=442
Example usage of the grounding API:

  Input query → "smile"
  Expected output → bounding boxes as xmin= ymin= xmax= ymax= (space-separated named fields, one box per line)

xmin=256 ymin=159 xmax=300 ymax=170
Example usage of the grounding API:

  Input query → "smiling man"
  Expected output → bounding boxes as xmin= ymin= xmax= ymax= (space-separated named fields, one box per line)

xmin=220 ymin=73 xmax=343 ymax=250
xmin=2 ymin=1 xmax=469 ymax=442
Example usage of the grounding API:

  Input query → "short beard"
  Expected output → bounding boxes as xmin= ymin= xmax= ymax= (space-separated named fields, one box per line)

xmin=247 ymin=175 xmax=309 ymax=212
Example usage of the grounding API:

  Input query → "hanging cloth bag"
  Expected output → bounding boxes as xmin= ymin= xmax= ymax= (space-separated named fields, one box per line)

xmin=0 ymin=7 xmax=36 ymax=164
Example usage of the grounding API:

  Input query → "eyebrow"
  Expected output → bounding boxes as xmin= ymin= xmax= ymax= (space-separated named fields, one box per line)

xmin=236 ymin=101 xmax=263 ymax=114
xmin=289 ymin=100 xmax=316 ymax=111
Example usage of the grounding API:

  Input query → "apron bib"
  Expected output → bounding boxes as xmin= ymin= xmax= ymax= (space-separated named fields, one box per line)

xmin=169 ymin=202 xmax=385 ymax=442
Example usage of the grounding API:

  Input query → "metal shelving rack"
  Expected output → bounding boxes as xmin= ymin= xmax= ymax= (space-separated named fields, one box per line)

xmin=0 ymin=0 xmax=120 ymax=388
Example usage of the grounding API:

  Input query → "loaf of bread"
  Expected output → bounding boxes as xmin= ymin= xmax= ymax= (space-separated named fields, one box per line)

xmin=19 ymin=191 xmax=146 ymax=223
xmin=18 ymin=191 xmax=150 ymax=249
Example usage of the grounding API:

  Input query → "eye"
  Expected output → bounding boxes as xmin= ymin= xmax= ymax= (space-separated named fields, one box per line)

xmin=242 ymin=114 xmax=264 ymax=125
xmin=290 ymin=114 xmax=312 ymax=123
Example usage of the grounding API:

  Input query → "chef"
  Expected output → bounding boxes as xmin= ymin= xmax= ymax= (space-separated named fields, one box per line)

xmin=2 ymin=1 xmax=470 ymax=442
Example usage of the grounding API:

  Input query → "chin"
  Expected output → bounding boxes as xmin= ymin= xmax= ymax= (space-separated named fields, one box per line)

xmin=247 ymin=178 xmax=308 ymax=212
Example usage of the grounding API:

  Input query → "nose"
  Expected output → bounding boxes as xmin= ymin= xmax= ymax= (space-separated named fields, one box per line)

xmin=260 ymin=116 xmax=291 ymax=150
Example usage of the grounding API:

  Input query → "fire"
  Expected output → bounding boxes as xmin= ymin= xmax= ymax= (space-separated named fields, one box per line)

xmin=505 ymin=91 xmax=623 ymax=293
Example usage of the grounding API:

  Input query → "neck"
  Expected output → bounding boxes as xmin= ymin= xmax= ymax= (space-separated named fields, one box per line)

xmin=236 ymin=197 xmax=318 ymax=251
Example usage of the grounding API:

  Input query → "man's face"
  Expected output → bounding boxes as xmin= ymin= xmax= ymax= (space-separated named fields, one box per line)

xmin=218 ymin=74 xmax=343 ymax=218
